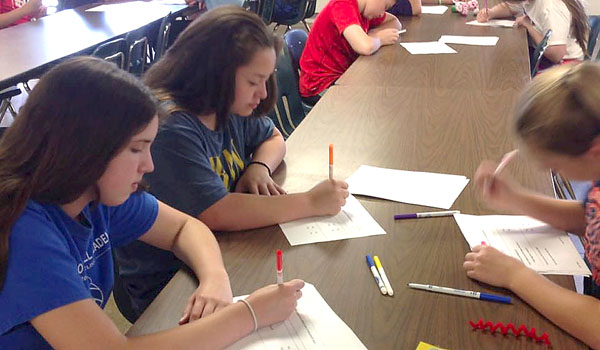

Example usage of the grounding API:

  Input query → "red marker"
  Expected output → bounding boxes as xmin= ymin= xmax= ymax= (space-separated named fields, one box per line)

xmin=328 ymin=144 xmax=334 ymax=180
xmin=276 ymin=249 xmax=283 ymax=285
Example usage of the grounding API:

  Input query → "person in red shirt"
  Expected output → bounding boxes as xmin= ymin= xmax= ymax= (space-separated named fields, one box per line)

xmin=0 ymin=0 xmax=43 ymax=28
xmin=299 ymin=0 xmax=402 ymax=104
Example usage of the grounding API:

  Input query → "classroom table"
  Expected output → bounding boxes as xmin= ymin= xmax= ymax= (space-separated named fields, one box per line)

xmin=0 ymin=1 xmax=188 ymax=91
xmin=127 ymin=8 xmax=588 ymax=350
xmin=336 ymin=11 xmax=530 ymax=90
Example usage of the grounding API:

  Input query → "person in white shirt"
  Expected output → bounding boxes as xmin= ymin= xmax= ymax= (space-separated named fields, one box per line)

xmin=477 ymin=0 xmax=589 ymax=66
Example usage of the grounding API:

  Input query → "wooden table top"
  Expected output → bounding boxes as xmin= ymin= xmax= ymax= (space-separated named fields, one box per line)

xmin=0 ymin=2 xmax=187 ymax=90
xmin=127 ymin=9 xmax=586 ymax=350
xmin=336 ymin=11 xmax=530 ymax=90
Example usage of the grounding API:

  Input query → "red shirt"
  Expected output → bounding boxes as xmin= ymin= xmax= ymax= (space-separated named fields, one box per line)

xmin=0 ymin=0 xmax=33 ymax=26
xmin=299 ymin=0 xmax=385 ymax=97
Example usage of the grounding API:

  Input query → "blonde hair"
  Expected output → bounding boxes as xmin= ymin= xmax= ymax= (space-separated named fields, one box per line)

xmin=515 ymin=62 xmax=600 ymax=156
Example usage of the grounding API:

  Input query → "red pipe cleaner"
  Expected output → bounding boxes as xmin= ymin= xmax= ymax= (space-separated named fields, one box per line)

xmin=469 ymin=319 xmax=551 ymax=346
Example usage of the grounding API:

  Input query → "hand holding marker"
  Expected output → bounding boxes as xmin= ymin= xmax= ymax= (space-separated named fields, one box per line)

xmin=488 ymin=149 xmax=519 ymax=191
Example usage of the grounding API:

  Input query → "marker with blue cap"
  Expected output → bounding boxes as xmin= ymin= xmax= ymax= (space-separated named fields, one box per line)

xmin=366 ymin=255 xmax=387 ymax=295
xmin=408 ymin=283 xmax=511 ymax=304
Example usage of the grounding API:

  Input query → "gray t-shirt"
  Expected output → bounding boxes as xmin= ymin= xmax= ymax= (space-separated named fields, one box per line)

xmin=114 ymin=110 xmax=274 ymax=319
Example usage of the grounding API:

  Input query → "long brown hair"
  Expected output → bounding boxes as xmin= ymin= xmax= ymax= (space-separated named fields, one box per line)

xmin=562 ymin=0 xmax=590 ymax=57
xmin=515 ymin=62 xmax=600 ymax=155
xmin=144 ymin=6 xmax=281 ymax=129
xmin=0 ymin=57 xmax=157 ymax=289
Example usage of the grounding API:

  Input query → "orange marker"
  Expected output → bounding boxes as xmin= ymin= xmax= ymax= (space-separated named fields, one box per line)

xmin=329 ymin=144 xmax=334 ymax=179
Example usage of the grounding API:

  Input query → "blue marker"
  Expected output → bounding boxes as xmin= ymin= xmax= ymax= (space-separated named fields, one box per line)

xmin=407 ymin=283 xmax=511 ymax=304
xmin=366 ymin=255 xmax=387 ymax=295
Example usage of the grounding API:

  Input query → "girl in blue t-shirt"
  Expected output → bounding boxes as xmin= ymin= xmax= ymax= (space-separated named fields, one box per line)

xmin=114 ymin=6 xmax=347 ymax=320
xmin=463 ymin=62 xmax=600 ymax=348
xmin=0 ymin=56 xmax=304 ymax=349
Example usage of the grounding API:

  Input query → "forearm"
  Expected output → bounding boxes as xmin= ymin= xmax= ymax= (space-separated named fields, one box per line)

xmin=171 ymin=218 xmax=228 ymax=280
xmin=361 ymin=37 xmax=383 ymax=55
xmin=374 ymin=13 xmax=402 ymax=31
xmin=489 ymin=2 xmax=514 ymax=18
xmin=127 ymin=301 xmax=254 ymax=350
xmin=408 ymin=0 xmax=421 ymax=15
xmin=199 ymin=192 xmax=316 ymax=231
xmin=542 ymin=44 xmax=568 ymax=64
xmin=510 ymin=268 xmax=600 ymax=349
xmin=250 ymin=132 xmax=285 ymax=175
xmin=0 ymin=7 xmax=29 ymax=28
xmin=513 ymin=190 xmax=586 ymax=234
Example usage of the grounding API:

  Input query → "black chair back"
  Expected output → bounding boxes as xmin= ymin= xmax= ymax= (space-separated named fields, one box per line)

xmin=268 ymin=44 xmax=306 ymax=138
xmin=530 ymin=29 xmax=552 ymax=77
xmin=92 ymin=38 xmax=127 ymax=69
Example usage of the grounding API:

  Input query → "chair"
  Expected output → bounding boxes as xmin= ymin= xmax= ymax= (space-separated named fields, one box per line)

xmin=284 ymin=29 xmax=307 ymax=82
xmin=550 ymin=170 xmax=576 ymax=200
xmin=242 ymin=0 xmax=260 ymax=13
xmin=284 ymin=29 xmax=313 ymax=114
xmin=155 ymin=12 xmax=192 ymax=61
xmin=92 ymin=38 xmax=127 ymax=70
xmin=125 ymin=28 xmax=149 ymax=76
xmin=0 ymin=86 xmax=22 ymax=126
xmin=530 ymin=29 xmax=552 ymax=77
xmin=258 ymin=0 xmax=275 ymax=25
xmin=112 ymin=249 xmax=138 ymax=323
xmin=268 ymin=44 xmax=306 ymax=138
xmin=301 ymin=0 xmax=316 ymax=32
xmin=271 ymin=0 xmax=308 ymax=32
xmin=589 ymin=16 xmax=600 ymax=61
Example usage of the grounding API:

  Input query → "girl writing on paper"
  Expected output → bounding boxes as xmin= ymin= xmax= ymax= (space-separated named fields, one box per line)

xmin=464 ymin=62 xmax=600 ymax=349
xmin=477 ymin=0 xmax=589 ymax=69
xmin=114 ymin=6 xmax=347 ymax=322
xmin=0 ymin=56 xmax=304 ymax=349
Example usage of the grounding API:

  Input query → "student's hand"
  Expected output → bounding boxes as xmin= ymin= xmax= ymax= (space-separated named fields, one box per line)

xmin=235 ymin=163 xmax=286 ymax=196
xmin=474 ymin=160 xmax=522 ymax=212
xmin=476 ymin=8 xmax=490 ymax=22
xmin=245 ymin=279 xmax=305 ymax=328
xmin=179 ymin=271 xmax=233 ymax=324
xmin=23 ymin=0 xmax=43 ymax=16
xmin=373 ymin=28 xmax=400 ymax=46
xmin=307 ymin=179 xmax=349 ymax=216
xmin=514 ymin=15 xmax=533 ymax=30
xmin=463 ymin=245 xmax=529 ymax=289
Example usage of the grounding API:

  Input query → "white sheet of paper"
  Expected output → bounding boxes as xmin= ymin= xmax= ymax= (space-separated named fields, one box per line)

xmin=228 ymin=283 xmax=367 ymax=350
xmin=439 ymin=35 xmax=499 ymax=46
xmin=454 ymin=214 xmax=591 ymax=275
xmin=400 ymin=41 xmax=457 ymax=55
xmin=421 ymin=5 xmax=448 ymax=14
xmin=279 ymin=195 xmax=385 ymax=246
xmin=466 ymin=19 xmax=515 ymax=28
xmin=86 ymin=1 xmax=165 ymax=11
xmin=345 ymin=165 xmax=469 ymax=209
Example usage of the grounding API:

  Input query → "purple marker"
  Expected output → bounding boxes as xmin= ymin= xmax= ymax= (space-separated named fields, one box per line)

xmin=394 ymin=210 xmax=460 ymax=220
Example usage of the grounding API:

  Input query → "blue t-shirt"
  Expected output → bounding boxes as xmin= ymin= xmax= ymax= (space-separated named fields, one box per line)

xmin=0 ymin=192 xmax=158 ymax=349
xmin=388 ymin=0 xmax=413 ymax=17
xmin=115 ymin=111 xmax=274 ymax=319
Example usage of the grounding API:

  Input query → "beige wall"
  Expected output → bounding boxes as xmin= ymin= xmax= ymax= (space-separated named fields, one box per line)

xmin=588 ymin=1 xmax=600 ymax=15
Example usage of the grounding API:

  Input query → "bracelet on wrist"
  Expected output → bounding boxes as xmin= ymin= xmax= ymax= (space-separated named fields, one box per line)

xmin=238 ymin=299 xmax=258 ymax=332
xmin=248 ymin=161 xmax=272 ymax=177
